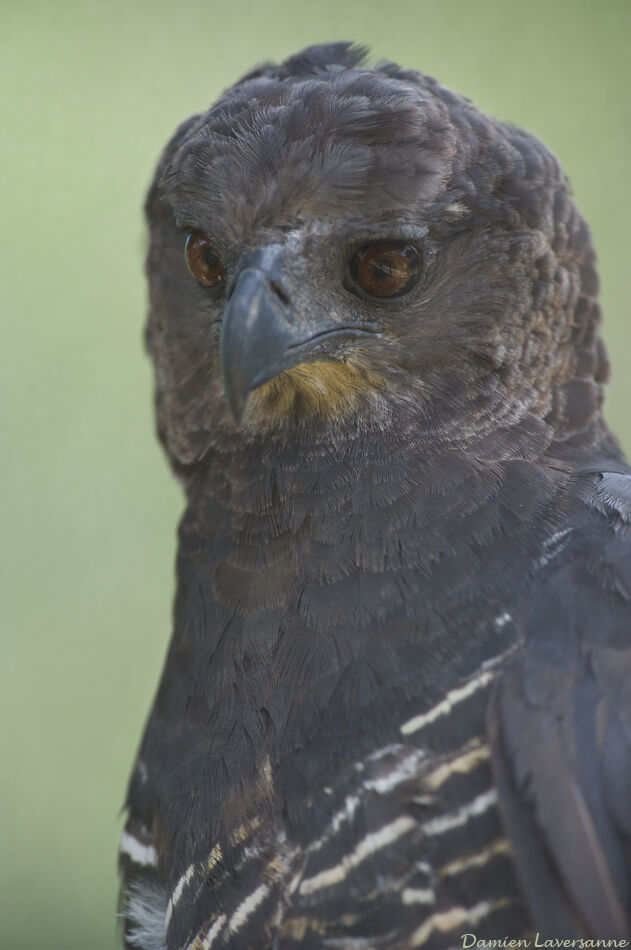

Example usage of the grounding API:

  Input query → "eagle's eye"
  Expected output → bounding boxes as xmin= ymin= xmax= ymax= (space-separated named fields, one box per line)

xmin=185 ymin=230 xmax=225 ymax=288
xmin=348 ymin=242 xmax=421 ymax=299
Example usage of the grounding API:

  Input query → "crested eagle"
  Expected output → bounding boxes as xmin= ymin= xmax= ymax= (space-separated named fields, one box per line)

xmin=120 ymin=43 xmax=631 ymax=948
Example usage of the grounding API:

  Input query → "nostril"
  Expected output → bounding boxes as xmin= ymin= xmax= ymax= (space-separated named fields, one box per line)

xmin=270 ymin=280 xmax=290 ymax=306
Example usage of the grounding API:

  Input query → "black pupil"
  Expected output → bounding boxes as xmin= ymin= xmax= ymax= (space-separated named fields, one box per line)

xmin=372 ymin=257 xmax=404 ymax=279
xmin=204 ymin=249 xmax=220 ymax=272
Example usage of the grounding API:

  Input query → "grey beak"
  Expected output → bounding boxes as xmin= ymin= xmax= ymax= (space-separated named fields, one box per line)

xmin=220 ymin=254 xmax=380 ymax=423
xmin=220 ymin=267 xmax=304 ymax=423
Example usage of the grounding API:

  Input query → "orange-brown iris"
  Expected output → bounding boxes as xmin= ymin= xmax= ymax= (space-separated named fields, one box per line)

xmin=185 ymin=230 xmax=225 ymax=287
xmin=350 ymin=241 xmax=421 ymax=298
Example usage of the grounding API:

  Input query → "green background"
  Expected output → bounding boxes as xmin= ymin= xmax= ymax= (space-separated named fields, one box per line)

xmin=2 ymin=1 xmax=629 ymax=946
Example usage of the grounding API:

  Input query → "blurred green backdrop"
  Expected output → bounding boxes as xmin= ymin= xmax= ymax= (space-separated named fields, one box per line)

xmin=1 ymin=1 xmax=629 ymax=947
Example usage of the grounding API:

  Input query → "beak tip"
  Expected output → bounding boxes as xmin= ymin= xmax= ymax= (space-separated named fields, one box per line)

xmin=225 ymin=384 xmax=247 ymax=425
xmin=220 ymin=348 xmax=248 ymax=424
xmin=220 ymin=265 xmax=297 ymax=424
xmin=230 ymin=402 xmax=246 ymax=426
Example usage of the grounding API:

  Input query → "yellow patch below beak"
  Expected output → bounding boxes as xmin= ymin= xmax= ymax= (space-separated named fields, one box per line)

xmin=249 ymin=360 xmax=383 ymax=419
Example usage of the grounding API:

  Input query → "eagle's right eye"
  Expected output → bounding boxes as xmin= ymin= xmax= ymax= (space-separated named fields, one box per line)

xmin=185 ymin=231 xmax=225 ymax=288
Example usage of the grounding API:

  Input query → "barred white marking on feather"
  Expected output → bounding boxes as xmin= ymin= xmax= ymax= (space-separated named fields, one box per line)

xmin=362 ymin=742 xmax=404 ymax=765
xmin=165 ymin=862 xmax=197 ymax=930
xmin=401 ymin=887 xmax=437 ymax=905
xmin=227 ymin=882 xmax=270 ymax=934
xmin=439 ymin=837 xmax=512 ymax=878
xmin=400 ymin=669 xmax=496 ymax=736
xmin=120 ymin=831 xmax=158 ymax=867
xmin=204 ymin=842 xmax=224 ymax=874
xmin=481 ymin=644 xmax=520 ymax=669
xmin=287 ymin=868 xmax=304 ymax=897
xmin=363 ymin=748 xmax=426 ymax=795
xmin=535 ymin=527 xmax=573 ymax=569
xmin=409 ymin=898 xmax=512 ymax=946
xmin=493 ymin=611 xmax=512 ymax=630
xmin=308 ymin=793 xmax=361 ymax=854
xmin=261 ymin=754 xmax=273 ymax=790
xmin=195 ymin=914 xmax=226 ymax=950
xmin=422 ymin=743 xmax=490 ymax=791
xmin=545 ymin=527 xmax=573 ymax=547
xmin=444 ymin=200 xmax=469 ymax=217
xmin=299 ymin=815 xmax=416 ymax=896
xmin=230 ymin=816 xmax=262 ymax=847
xmin=420 ymin=788 xmax=498 ymax=836
xmin=235 ymin=837 xmax=268 ymax=873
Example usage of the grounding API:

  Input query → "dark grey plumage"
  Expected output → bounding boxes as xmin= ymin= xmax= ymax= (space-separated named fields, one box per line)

xmin=120 ymin=43 xmax=631 ymax=947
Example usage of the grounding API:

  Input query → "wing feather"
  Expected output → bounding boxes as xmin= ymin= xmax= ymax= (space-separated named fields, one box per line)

xmin=489 ymin=474 xmax=631 ymax=937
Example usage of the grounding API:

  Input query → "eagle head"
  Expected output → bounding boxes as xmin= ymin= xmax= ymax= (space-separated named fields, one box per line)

xmin=145 ymin=43 xmax=606 ymax=472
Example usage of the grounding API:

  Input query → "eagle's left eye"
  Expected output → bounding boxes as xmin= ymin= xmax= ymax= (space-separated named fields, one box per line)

xmin=185 ymin=230 xmax=225 ymax=288
xmin=348 ymin=241 xmax=421 ymax=299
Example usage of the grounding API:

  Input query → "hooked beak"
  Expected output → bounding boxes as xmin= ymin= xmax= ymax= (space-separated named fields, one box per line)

xmin=220 ymin=254 xmax=378 ymax=423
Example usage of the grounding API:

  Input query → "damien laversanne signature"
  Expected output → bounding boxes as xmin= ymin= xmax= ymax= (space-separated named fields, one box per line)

xmin=461 ymin=937 xmax=630 ymax=948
